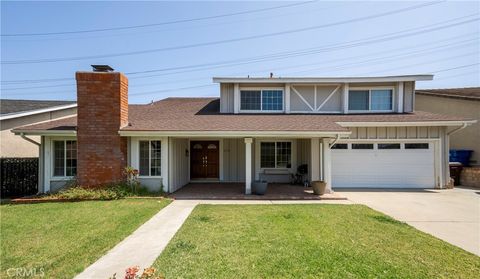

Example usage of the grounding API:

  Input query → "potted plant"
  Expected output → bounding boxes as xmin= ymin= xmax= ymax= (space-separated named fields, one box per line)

xmin=311 ymin=181 xmax=327 ymax=195
xmin=252 ymin=180 xmax=268 ymax=195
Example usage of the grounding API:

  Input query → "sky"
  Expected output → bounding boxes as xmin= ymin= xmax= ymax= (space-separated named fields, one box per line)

xmin=1 ymin=0 xmax=479 ymax=104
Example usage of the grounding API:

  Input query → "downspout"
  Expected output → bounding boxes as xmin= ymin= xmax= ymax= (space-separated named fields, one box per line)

xmin=20 ymin=133 xmax=40 ymax=146
xmin=329 ymin=134 xmax=342 ymax=148
xmin=447 ymin=123 xmax=468 ymax=136
xmin=20 ymin=133 xmax=42 ymax=195
xmin=442 ymin=123 xmax=469 ymax=189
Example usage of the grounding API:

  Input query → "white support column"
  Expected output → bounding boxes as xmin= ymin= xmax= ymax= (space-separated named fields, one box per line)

xmin=397 ymin=82 xmax=404 ymax=113
xmin=322 ymin=138 xmax=333 ymax=193
xmin=285 ymin=83 xmax=291 ymax=114
xmin=233 ymin=83 xmax=240 ymax=114
xmin=310 ymin=138 xmax=320 ymax=182
xmin=244 ymin=137 xmax=253 ymax=194
xmin=342 ymin=83 xmax=349 ymax=113
xmin=161 ymin=137 xmax=169 ymax=193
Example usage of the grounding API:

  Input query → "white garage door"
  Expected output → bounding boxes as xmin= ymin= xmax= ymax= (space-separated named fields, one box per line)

xmin=332 ymin=142 xmax=435 ymax=188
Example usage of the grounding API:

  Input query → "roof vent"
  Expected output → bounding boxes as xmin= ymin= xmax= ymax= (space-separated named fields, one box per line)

xmin=91 ymin=65 xmax=114 ymax=72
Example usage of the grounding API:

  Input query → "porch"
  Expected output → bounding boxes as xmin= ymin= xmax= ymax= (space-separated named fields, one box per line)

xmin=164 ymin=137 xmax=335 ymax=195
xmin=170 ymin=183 xmax=346 ymax=200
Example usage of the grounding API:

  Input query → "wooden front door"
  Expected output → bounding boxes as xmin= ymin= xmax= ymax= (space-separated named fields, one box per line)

xmin=190 ymin=141 xmax=219 ymax=179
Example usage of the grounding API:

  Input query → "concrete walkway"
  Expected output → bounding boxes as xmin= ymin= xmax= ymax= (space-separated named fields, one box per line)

xmin=75 ymin=200 xmax=197 ymax=279
xmin=339 ymin=187 xmax=480 ymax=256
xmin=75 ymin=198 xmax=350 ymax=278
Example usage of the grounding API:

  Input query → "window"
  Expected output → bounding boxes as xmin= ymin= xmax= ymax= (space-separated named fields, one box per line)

xmin=53 ymin=140 xmax=77 ymax=177
xmin=371 ymin=90 xmax=393 ymax=110
xmin=262 ymin=90 xmax=283 ymax=110
xmin=139 ymin=140 xmax=162 ymax=176
xmin=349 ymin=89 xmax=393 ymax=111
xmin=405 ymin=143 xmax=429 ymax=149
xmin=260 ymin=141 xmax=291 ymax=168
xmin=349 ymin=90 xmax=369 ymax=110
xmin=240 ymin=89 xmax=283 ymax=111
xmin=331 ymin=143 xmax=348 ymax=149
xmin=378 ymin=143 xmax=401 ymax=149
xmin=240 ymin=90 xmax=261 ymax=110
xmin=352 ymin=143 xmax=374 ymax=149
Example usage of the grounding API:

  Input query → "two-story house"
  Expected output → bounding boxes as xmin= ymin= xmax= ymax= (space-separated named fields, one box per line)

xmin=13 ymin=66 xmax=475 ymax=194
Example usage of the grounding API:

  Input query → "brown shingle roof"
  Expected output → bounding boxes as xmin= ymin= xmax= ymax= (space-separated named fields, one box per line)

xmin=416 ymin=87 xmax=480 ymax=101
xmin=0 ymin=99 xmax=76 ymax=115
xmin=13 ymin=98 xmax=471 ymax=133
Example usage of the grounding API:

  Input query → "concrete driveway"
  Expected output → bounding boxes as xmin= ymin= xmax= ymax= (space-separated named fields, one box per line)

xmin=338 ymin=187 xmax=480 ymax=256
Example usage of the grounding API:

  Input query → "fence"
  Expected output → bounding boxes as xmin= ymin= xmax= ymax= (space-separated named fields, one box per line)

xmin=1 ymin=158 xmax=38 ymax=198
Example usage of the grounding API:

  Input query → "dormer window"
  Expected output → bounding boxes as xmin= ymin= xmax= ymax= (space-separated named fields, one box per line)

xmin=349 ymin=88 xmax=393 ymax=112
xmin=240 ymin=89 xmax=283 ymax=112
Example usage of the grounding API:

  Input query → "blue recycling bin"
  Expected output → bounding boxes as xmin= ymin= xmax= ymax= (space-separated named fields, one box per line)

xmin=449 ymin=150 xmax=473 ymax=166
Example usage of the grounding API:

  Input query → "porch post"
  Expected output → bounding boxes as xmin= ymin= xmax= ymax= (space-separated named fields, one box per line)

xmin=322 ymin=138 xmax=333 ymax=193
xmin=310 ymin=138 xmax=320 ymax=182
xmin=245 ymin=137 xmax=253 ymax=194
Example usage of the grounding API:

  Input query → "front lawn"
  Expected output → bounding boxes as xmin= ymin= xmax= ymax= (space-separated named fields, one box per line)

xmin=1 ymin=199 xmax=171 ymax=278
xmin=154 ymin=204 xmax=480 ymax=278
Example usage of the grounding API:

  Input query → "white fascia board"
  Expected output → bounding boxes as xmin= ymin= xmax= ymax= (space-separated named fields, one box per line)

xmin=212 ymin=75 xmax=434 ymax=84
xmin=336 ymin=120 xmax=477 ymax=127
xmin=12 ymin=130 xmax=76 ymax=136
xmin=119 ymin=130 xmax=351 ymax=138
xmin=0 ymin=103 xmax=77 ymax=121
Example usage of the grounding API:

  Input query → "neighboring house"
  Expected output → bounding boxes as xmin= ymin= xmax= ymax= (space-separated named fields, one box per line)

xmin=0 ymin=100 xmax=77 ymax=157
xmin=415 ymin=88 xmax=480 ymax=166
xmin=12 ymin=67 xmax=475 ymax=194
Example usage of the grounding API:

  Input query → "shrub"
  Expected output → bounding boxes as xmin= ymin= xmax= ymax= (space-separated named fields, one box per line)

xmin=44 ymin=182 xmax=163 ymax=201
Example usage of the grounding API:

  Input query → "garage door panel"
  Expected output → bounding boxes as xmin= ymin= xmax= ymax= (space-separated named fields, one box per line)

xmin=332 ymin=144 xmax=435 ymax=188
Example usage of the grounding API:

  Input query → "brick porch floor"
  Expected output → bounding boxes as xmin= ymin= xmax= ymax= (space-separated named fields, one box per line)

xmin=170 ymin=183 xmax=347 ymax=200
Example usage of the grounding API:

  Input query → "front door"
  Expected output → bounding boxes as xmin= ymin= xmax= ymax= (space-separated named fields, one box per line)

xmin=190 ymin=141 xmax=219 ymax=179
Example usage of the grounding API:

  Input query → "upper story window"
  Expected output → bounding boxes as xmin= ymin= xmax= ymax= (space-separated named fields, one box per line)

xmin=53 ymin=140 xmax=77 ymax=177
xmin=349 ymin=88 xmax=393 ymax=112
xmin=139 ymin=140 xmax=161 ymax=176
xmin=240 ymin=89 xmax=283 ymax=112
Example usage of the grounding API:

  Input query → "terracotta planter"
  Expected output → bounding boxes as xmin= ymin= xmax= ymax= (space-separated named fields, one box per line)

xmin=311 ymin=181 xmax=326 ymax=195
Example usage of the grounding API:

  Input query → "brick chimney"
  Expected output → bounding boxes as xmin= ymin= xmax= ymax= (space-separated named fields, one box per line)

xmin=75 ymin=67 xmax=128 ymax=187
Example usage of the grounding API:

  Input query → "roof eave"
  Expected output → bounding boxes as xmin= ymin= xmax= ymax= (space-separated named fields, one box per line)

xmin=337 ymin=120 xmax=477 ymax=127
xmin=212 ymin=75 xmax=434 ymax=84
xmin=118 ymin=130 xmax=351 ymax=137
xmin=12 ymin=129 xmax=77 ymax=136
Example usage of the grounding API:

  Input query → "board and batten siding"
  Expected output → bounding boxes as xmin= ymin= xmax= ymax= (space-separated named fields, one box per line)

xmin=348 ymin=126 xmax=441 ymax=139
xmin=220 ymin=83 xmax=234 ymax=113
xmin=403 ymin=81 xmax=415 ymax=113
xmin=168 ymin=138 xmax=189 ymax=192
xmin=222 ymin=138 xmax=247 ymax=182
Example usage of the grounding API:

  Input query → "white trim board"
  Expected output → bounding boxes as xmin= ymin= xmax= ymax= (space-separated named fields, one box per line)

xmin=0 ymin=104 xmax=77 ymax=120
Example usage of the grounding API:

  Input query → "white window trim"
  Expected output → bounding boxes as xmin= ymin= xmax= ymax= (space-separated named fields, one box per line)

xmin=259 ymin=140 xmax=293 ymax=169
xmin=348 ymin=86 xmax=395 ymax=113
xmin=51 ymin=139 xmax=77 ymax=179
xmin=138 ymin=140 xmax=163 ymax=178
xmin=239 ymin=87 xmax=285 ymax=113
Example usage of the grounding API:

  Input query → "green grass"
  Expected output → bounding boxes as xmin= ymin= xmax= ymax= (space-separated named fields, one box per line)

xmin=1 ymin=199 xmax=171 ymax=278
xmin=153 ymin=204 xmax=480 ymax=278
